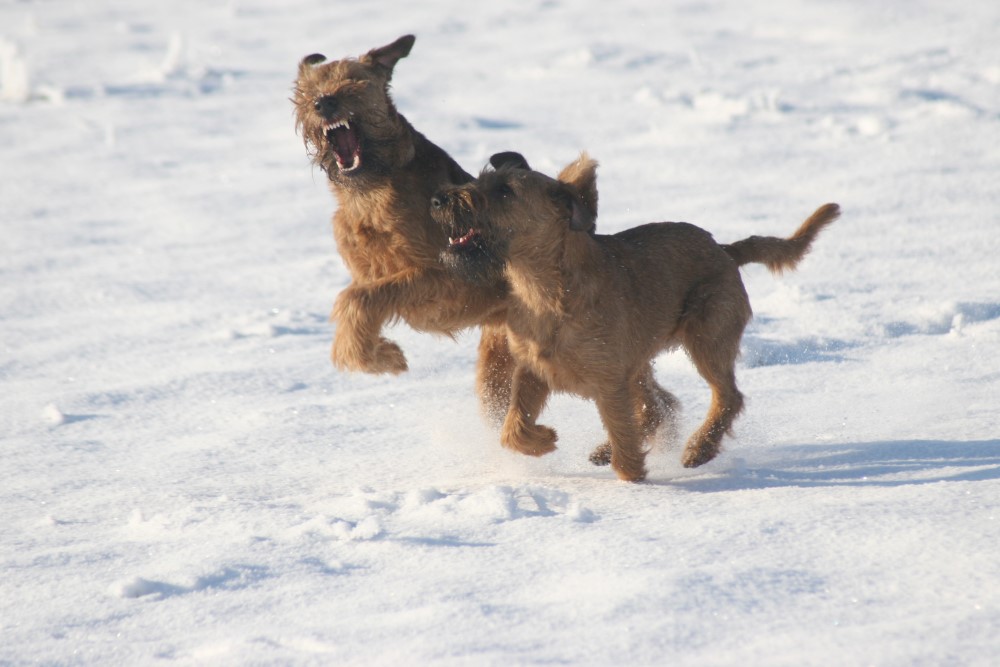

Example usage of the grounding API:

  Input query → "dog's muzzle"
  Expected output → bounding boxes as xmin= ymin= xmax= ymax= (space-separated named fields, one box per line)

xmin=431 ymin=191 xmax=484 ymax=250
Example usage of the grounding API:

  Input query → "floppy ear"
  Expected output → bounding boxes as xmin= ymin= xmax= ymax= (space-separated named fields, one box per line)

xmin=489 ymin=151 xmax=531 ymax=171
xmin=556 ymin=152 xmax=598 ymax=224
xmin=553 ymin=185 xmax=597 ymax=232
xmin=362 ymin=34 xmax=416 ymax=77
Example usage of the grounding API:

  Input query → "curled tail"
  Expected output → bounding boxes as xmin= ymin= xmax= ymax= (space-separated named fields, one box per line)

xmin=722 ymin=203 xmax=840 ymax=274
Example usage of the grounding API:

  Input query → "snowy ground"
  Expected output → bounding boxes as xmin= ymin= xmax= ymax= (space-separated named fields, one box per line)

xmin=2 ymin=0 xmax=999 ymax=664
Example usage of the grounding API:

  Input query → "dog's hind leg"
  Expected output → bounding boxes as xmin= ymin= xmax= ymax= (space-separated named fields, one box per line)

xmin=595 ymin=386 xmax=648 ymax=482
xmin=681 ymin=361 xmax=743 ymax=468
xmin=500 ymin=364 xmax=557 ymax=457
xmin=636 ymin=366 xmax=681 ymax=446
xmin=476 ymin=325 xmax=515 ymax=428
xmin=678 ymin=281 xmax=750 ymax=468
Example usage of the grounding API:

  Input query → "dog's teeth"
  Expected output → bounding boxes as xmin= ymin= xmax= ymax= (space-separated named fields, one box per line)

xmin=338 ymin=153 xmax=361 ymax=173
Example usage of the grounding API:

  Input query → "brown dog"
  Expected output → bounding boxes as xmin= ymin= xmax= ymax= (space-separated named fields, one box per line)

xmin=293 ymin=35 xmax=514 ymax=419
xmin=431 ymin=151 xmax=839 ymax=481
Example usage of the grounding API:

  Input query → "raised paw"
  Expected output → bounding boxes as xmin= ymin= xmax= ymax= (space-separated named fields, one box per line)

xmin=503 ymin=423 xmax=558 ymax=457
xmin=330 ymin=335 xmax=360 ymax=372
xmin=371 ymin=337 xmax=408 ymax=375
xmin=681 ymin=442 xmax=720 ymax=468
xmin=330 ymin=335 xmax=408 ymax=375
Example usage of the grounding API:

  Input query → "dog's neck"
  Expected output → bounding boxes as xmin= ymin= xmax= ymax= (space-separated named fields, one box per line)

xmin=504 ymin=231 xmax=600 ymax=321
xmin=330 ymin=114 xmax=470 ymax=203
xmin=506 ymin=260 xmax=564 ymax=320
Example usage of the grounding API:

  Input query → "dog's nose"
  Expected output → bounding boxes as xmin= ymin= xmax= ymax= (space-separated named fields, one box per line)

xmin=314 ymin=95 xmax=339 ymax=118
xmin=431 ymin=193 xmax=446 ymax=209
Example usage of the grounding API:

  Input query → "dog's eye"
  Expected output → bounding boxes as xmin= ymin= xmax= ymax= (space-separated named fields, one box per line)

xmin=496 ymin=183 xmax=514 ymax=198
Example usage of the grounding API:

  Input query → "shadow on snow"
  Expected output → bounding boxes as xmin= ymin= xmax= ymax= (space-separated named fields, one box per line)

xmin=669 ymin=439 xmax=1000 ymax=491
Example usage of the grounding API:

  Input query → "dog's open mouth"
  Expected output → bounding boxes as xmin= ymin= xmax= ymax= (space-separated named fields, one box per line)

xmin=439 ymin=222 xmax=503 ymax=284
xmin=324 ymin=119 xmax=362 ymax=173
xmin=448 ymin=228 xmax=482 ymax=249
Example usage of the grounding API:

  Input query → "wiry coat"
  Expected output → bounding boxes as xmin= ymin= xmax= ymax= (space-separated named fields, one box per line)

xmin=433 ymin=152 xmax=839 ymax=481
xmin=293 ymin=36 xmax=514 ymax=416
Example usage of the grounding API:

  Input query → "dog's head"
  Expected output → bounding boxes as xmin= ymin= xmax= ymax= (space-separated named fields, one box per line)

xmin=431 ymin=152 xmax=598 ymax=282
xmin=293 ymin=35 xmax=416 ymax=185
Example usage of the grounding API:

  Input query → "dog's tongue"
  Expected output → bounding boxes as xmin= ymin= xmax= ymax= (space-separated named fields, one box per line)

xmin=330 ymin=125 xmax=361 ymax=171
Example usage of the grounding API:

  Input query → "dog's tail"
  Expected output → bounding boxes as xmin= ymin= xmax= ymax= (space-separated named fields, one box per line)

xmin=722 ymin=203 xmax=840 ymax=274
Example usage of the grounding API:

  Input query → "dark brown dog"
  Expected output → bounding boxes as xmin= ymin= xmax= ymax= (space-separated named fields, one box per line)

xmin=431 ymin=151 xmax=839 ymax=481
xmin=293 ymin=35 xmax=514 ymax=419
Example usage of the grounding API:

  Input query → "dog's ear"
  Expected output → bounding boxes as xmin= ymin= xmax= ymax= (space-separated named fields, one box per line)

xmin=489 ymin=151 xmax=530 ymax=171
xmin=553 ymin=184 xmax=597 ymax=232
xmin=299 ymin=53 xmax=327 ymax=74
xmin=362 ymin=34 xmax=416 ymax=77
xmin=557 ymin=152 xmax=598 ymax=223
xmin=567 ymin=191 xmax=597 ymax=232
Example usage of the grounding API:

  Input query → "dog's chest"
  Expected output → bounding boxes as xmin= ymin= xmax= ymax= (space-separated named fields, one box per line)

xmin=334 ymin=209 xmax=437 ymax=281
xmin=508 ymin=322 xmax=591 ymax=394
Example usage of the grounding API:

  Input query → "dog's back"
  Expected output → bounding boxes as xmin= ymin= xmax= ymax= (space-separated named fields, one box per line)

xmin=559 ymin=222 xmax=748 ymax=363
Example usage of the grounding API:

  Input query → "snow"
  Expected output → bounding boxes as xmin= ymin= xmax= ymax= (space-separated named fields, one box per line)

xmin=2 ymin=0 xmax=999 ymax=664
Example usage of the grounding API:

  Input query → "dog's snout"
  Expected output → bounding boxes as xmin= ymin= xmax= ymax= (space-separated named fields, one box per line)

xmin=314 ymin=95 xmax=339 ymax=118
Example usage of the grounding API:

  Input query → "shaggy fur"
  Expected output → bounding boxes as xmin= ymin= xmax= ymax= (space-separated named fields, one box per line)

xmin=432 ymin=152 xmax=839 ymax=481
xmin=293 ymin=35 xmax=514 ymax=419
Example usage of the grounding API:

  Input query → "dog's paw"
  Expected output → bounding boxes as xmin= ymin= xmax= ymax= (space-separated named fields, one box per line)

xmin=371 ymin=338 xmax=408 ymax=375
xmin=588 ymin=442 xmax=612 ymax=466
xmin=613 ymin=464 xmax=648 ymax=483
xmin=609 ymin=448 xmax=648 ymax=482
xmin=330 ymin=335 xmax=407 ymax=375
xmin=681 ymin=443 xmax=719 ymax=468
xmin=330 ymin=336 xmax=361 ymax=372
xmin=504 ymin=423 xmax=558 ymax=457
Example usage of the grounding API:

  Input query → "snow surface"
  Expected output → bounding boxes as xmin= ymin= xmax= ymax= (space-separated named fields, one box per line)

xmin=2 ymin=0 xmax=999 ymax=664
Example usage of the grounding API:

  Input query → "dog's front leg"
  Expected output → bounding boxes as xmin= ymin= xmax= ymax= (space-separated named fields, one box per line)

xmin=330 ymin=281 xmax=408 ymax=375
xmin=589 ymin=367 xmax=681 ymax=466
xmin=476 ymin=324 xmax=515 ymax=427
xmin=500 ymin=364 xmax=556 ymax=457
xmin=595 ymin=387 xmax=648 ymax=482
